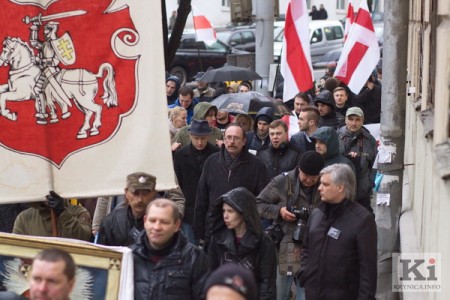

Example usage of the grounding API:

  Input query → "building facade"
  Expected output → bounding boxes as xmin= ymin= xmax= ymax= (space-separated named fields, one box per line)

xmin=402 ymin=0 xmax=450 ymax=299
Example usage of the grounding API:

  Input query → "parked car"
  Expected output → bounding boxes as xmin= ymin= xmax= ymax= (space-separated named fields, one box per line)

xmin=274 ymin=20 xmax=344 ymax=64
xmin=312 ymin=48 xmax=342 ymax=69
xmin=217 ymin=26 xmax=256 ymax=52
xmin=169 ymin=31 xmax=248 ymax=85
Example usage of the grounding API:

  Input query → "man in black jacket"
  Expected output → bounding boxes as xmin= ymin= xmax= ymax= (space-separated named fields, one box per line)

xmin=194 ymin=123 xmax=269 ymax=246
xmin=298 ymin=164 xmax=377 ymax=300
xmin=174 ymin=120 xmax=219 ymax=244
xmin=257 ymin=120 xmax=302 ymax=180
xmin=314 ymin=90 xmax=345 ymax=130
xmin=98 ymin=172 xmax=185 ymax=246
xmin=245 ymin=107 xmax=274 ymax=154
xmin=132 ymin=199 xmax=210 ymax=300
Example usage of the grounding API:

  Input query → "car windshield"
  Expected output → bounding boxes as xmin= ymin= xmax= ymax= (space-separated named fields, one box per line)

xmin=274 ymin=28 xmax=312 ymax=43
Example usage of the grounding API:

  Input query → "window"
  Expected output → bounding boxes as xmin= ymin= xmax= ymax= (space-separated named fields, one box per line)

xmin=311 ymin=29 xmax=323 ymax=43
xmin=336 ymin=0 xmax=346 ymax=10
xmin=324 ymin=26 xmax=344 ymax=40
xmin=241 ymin=31 xmax=254 ymax=43
xmin=222 ymin=0 xmax=230 ymax=7
xmin=230 ymin=33 xmax=242 ymax=45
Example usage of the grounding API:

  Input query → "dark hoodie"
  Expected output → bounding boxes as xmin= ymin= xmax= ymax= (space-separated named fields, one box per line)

xmin=314 ymin=90 xmax=345 ymax=130
xmin=174 ymin=102 xmax=223 ymax=148
xmin=245 ymin=107 xmax=275 ymax=153
xmin=208 ymin=187 xmax=277 ymax=300
xmin=166 ymin=75 xmax=180 ymax=105
xmin=311 ymin=127 xmax=355 ymax=173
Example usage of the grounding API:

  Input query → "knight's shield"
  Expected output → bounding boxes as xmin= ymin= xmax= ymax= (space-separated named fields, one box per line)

xmin=0 ymin=0 xmax=174 ymax=204
xmin=50 ymin=32 xmax=76 ymax=66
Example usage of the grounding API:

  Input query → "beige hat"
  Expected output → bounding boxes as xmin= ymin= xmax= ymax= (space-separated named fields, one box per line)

xmin=346 ymin=106 xmax=364 ymax=117
xmin=126 ymin=172 xmax=156 ymax=192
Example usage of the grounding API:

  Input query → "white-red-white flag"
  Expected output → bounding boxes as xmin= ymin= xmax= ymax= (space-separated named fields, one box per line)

xmin=192 ymin=6 xmax=217 ymax=43
xmin=334 ymin=0 xmax=380 ymax=94
xmin=344 ymin=0 xmax=355 ymax=40
xmin=281 ymin=0 xmax=314 ymax=102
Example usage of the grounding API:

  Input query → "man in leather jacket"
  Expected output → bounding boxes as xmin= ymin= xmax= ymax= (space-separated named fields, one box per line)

xmin=132 ymin=199 xmax=210 ymax=300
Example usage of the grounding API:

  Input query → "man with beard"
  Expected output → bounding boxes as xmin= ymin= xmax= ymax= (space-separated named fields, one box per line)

xmin=194 ymin=123 xmax=269 ymax=247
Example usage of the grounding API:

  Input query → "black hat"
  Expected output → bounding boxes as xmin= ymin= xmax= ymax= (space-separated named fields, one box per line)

xmin=298 ymin=150 xmax=325 ymax=176
xmin=204 ymin=263 xmax=257 ymax=300
xmin=189 ymin=120 xmax=212 ymax=136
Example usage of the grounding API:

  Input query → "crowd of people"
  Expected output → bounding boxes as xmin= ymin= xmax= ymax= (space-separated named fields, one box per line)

xmin=0 ymin=66 xmax=382 ymax=299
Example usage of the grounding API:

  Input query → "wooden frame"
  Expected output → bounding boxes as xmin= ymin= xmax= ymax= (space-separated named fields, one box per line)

xmin=0 ymin=233 xmax=123 ymax=300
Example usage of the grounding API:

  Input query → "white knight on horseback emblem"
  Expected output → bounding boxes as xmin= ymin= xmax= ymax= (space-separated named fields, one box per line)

xmin=0 ymin=10 xmax=118 ymax=139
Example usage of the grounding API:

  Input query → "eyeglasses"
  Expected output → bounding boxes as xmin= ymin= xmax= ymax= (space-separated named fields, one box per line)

xmin=224 ymin=136 xmax=242 ymax=142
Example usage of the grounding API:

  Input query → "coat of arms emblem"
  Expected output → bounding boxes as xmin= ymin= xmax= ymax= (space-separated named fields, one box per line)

xmin=0 ymin=0 xmax=138 ymax=167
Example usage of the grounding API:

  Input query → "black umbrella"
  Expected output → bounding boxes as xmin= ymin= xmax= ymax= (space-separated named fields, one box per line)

xmin=199 ymin=65 xmax=262 ymax=83
xmin=210 ymin=92 xmax=292 ymax=116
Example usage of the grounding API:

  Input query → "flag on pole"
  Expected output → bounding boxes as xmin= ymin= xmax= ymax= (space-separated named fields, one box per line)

xmin=344 ymin=0 xmax=355 ymax=40
xmin=192 ymin=5 xmax=216 ymax=43
xmin=281 ymin=0 xmax=314 ymax=102
xmin=334 ymin=0 xmax=380 ymax=94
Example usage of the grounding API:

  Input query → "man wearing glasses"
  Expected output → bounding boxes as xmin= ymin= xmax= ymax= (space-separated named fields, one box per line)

xmin=194 ymin=123 xmax=269 ymax=248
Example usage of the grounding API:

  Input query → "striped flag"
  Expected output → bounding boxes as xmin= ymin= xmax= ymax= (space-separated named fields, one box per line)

xmin=191 ymin=6 xmax=217 ymax=43
xmin=334 ymin=0 xmax=380 ymax=94
xmin=281 ymin=0 xmax=314 ymax=102
xmin=344 ymin=0 xmax=355 ymax=40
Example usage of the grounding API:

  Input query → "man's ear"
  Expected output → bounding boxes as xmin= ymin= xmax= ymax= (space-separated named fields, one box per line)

xmin=175 ymin=219 xmax=182 ymax=232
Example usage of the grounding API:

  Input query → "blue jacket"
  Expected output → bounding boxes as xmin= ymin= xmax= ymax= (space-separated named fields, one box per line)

xmin=168 ymin=98 xmax=199 ymax=124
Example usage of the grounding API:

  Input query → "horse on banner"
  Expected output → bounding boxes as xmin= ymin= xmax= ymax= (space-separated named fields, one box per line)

xmin=0 ymin=37 xmax=118 ymax=139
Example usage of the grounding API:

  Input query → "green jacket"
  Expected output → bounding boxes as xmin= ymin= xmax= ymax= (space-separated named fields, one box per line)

xmin=13 ymin=201 xmax=92 ymax=241
xmin=174 ymin=102 xmax=223 ymax=147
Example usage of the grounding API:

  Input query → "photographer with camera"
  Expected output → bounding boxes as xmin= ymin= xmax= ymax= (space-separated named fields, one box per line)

xmin=256 ymin=151 xmax=325 ymax=300
xmin=338 ymin=107 xmax=378 ymax=214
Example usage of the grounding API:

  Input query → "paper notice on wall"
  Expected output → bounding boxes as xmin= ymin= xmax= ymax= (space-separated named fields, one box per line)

xmin=376 ymin=193 xmax=391 ymax=206
xmin=378 ymin=145 xmax=397 ymax=164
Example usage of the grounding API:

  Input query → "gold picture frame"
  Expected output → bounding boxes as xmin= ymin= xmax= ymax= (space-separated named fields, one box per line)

xmin=0 ymin=232 xmax=124 ymax=300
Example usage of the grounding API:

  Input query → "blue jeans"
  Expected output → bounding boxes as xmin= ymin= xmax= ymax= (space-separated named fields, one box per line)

xmin=277 ymin=271 xmax=305 ymax=300
xmin=181 ymin=222 xmax=197 ymax=245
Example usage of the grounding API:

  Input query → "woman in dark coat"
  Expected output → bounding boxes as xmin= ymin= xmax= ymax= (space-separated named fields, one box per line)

xmin=207 ymin=187 xmax=277 ymax=300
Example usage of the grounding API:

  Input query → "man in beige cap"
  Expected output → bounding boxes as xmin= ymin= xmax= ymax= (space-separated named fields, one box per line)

xmin=97 ymin=172 xmax=185 ymax=246
xmin=338 ymin=107 xmax=377 ymax=213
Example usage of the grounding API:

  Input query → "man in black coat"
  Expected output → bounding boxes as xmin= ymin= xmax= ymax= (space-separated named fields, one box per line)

xmin=298 ymin=164 xmax=377 ymax=300
xmin=132 ymin=199 xmax=210 ymax=300
xmin=314 ymin=90 xmax=345 ymax=130
xmin=257 ymin=119 xmax=302 ymax=179
xmin=174 ymin=120 xmax=219 ymax=243
xmin=98 ymin=172 xmax=185 ymax=246
xmin=194 ymin=123 xmax=269 ymax=246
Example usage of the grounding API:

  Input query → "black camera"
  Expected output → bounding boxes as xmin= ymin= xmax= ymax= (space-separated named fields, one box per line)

xmin=290 ymin=207 xmax=311 ymax=244
xmin=264 ymin=223 xmax=284 ymax=245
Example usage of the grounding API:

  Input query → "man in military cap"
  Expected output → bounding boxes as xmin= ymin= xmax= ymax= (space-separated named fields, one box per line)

xmin=98 ymin=172 xmax=185 ymax=246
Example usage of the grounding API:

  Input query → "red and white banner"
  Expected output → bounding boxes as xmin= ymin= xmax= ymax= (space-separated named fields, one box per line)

xmin=0 ymin=0 xmax=175 ymax=202
xmin=192 ymin=5 xmax=216 ymax=43
xmin=344 ymin=0 xmax=355 ymax=40
xmin=334 ymin=0 xmax=380 ymax=94
xmin=281 ymin=0 xmax=314 ymax=102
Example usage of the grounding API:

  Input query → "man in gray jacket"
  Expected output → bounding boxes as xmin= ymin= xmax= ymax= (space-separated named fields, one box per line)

xmin=256 ymin=151 xmax=325 ymax=300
